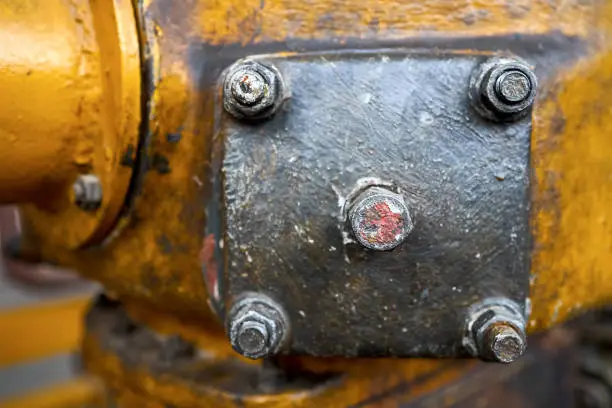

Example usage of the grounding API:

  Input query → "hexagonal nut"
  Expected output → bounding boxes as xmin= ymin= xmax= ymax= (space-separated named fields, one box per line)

xmin=223 ymin=60 xmax=286 ymax=120
xmin=73 ymin=174 xmax=102 ymax=211
xmin=232 ymin=309 xmax=280 ymax=347
xmin=464 ymin=298 xmax=527 ymax=363
xmin=234 ymin=320 xmax=270 ymax=356
xmin=469 ymin=57 xmax=537 ymax=122
xmin=227 ymin=294 xmax=289 ymax=359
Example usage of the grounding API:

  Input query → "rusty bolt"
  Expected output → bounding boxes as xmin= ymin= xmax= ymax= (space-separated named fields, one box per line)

xmin=465 ymin=298 xmax=527 ymax=363
xmin=469 ymin=57 xmax=537 ymax=121
xmin=227 ymin=293 xmax=289 ymax=359
xmin=347 ymin=186 xmax=413 ymax=251
xmin=481 ymin=324 xmax=526 ymax=363
xmin=223 ymin=60 xmax=285 ymax=120
xmin=73 ymin=174 xmax=102 ymax=211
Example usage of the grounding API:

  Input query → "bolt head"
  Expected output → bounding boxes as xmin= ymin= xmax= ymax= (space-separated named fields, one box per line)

xmin=230 ymin=71 xmax=267 ymax=106
xmin=223 ymin=60 xmax=285 ymax=120
xmin=348 ymin=187 xmax=413 ymax=251
xmin=227 ymin=294 xmax=288 ymax=359
xmin=73 ymin=174 xmax=102 ymax=211
xmin=495 ymin=71 xmax=532 ymax=104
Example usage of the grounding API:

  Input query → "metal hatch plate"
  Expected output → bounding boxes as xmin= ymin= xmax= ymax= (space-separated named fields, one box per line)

xmin=212 ymin=51 xmax=531 ymax=357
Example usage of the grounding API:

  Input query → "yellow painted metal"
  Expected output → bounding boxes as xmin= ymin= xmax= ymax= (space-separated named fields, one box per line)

xmin=79 ymin=1 xmax=612 ymax=404
xmin=0 ymin=0 xmax=611 ymax=406
xmin=83 ymin=326 xmax=472 ymax=408
xmin=530 ymin=44 xmax=612 ymax=330
xmin=0 ymin=0 xmax=140 ymax=249
xmin=1 ymin=0 xmax=604 ymax=353
xmin=0 ymin=296 xmax=89 ymax=367
xmin=196 ymin=0 xmax=594 ymax=45
xmin=1 ymin=376 xmax=102 ymax=408
xmin=40 ymin=0 xmax=609 ymax=332
xmin=0 ymin=0 xmax=608 ymax=334
xmin=0 ymin=0 xmax=82 ymax=205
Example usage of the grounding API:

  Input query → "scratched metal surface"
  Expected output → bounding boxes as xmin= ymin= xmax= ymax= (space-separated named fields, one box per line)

xmin=215 ymin=51 xmax=532 ymax=357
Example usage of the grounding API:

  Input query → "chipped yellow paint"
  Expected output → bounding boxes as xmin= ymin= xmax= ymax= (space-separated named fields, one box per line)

xmin=196 ymin=0 xmax=595 ymax=46
xmin=530 ymin=48 xmax=612 ymax=330
xmin=0 ymin=0 xmax=140 ymax=249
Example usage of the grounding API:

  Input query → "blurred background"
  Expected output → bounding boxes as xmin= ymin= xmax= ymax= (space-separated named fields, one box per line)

xmin=0 ymin=206 xmax=99 ymax=406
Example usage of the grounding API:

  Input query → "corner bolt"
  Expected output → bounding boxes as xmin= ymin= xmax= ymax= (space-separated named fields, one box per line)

xmin=465 ymin=298 xmax=527 ymax=363
xmin=226 ymin=293 xmax=289 ymax=359
xmin=469 ymin=57 xmax=537 ymax=122
xmin=223 ymin=60 xmax=286 ymax=121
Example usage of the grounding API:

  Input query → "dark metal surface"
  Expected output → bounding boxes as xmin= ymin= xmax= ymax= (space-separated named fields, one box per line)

xmin=574 ymin=308 xmax=612 ymax=408
xmin=213 ymin=51 xmax=532 ymax=357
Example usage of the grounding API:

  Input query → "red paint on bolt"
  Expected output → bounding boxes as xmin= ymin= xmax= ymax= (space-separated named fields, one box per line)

xmin=359 ymin=201 xmax=405 ymax=245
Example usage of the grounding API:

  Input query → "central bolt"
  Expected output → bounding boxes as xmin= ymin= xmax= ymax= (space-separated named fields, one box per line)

xmin=495 ymin=71 xmax=531 ymax=104
xmin=230 ymin=71 xmax=266 ymax=106
xmin=347 ymin=186 xmax=413 ymax=251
